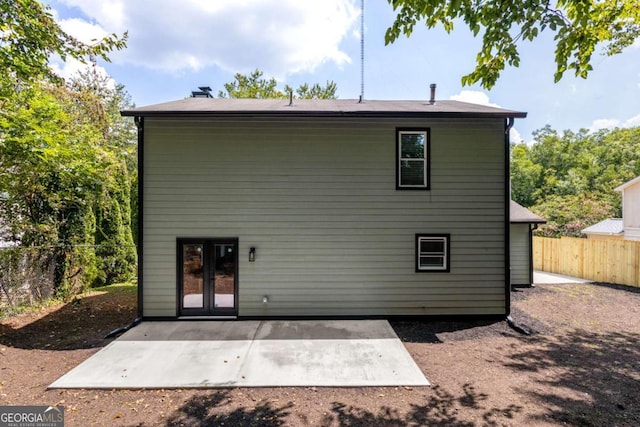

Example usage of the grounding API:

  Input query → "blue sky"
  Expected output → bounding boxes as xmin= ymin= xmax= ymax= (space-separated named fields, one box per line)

xmin=47 ymin=0 xmax=639 ymax=142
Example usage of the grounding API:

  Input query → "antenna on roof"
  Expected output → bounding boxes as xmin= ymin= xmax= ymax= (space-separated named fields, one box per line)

xmin=192 ymin=86 xmax=213 ymax=98
xmin=359 ymin=0 xmax=364 ymax=103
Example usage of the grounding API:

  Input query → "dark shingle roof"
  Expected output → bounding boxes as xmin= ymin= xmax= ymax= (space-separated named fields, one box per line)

xmin=122 ymin=98 xmax=527 ymax=119
xmin=510 ymin=200 xmax=546 ymax=224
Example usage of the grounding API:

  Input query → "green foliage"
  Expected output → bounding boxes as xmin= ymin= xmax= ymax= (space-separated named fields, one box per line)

xmin=510 ymin=144 xmax=543 ymax=207
xmin=68 ymin=68 xmax=138 ymax=285
xmin=0 ymin=1 xmax=134 ymax=302
xmin=89 ymin=280 xmax=137 ymax=295
xmin=510 ymin=125 xmax=640 ymax=237
xmin=0 ymin=0 xmax=126 ymax=96
xmin=0 ymin=80 xmax=138 ymax=296
xmin=531 ymin=194 xmax=618 ymax=237
xmin=218 ymin=69 xmax=338 ymax=99
xmin=1 ymin=83 xmax=102 ymax=297
xmin=286 ymin=81 xmax=338 ymax=100
xmin=385 ymin=0 xmax=640 ymax=88
xmin=0 ymin=247 xmax=57 ymax=316
xmin=1 ymin=279 xmax=136 ymax=319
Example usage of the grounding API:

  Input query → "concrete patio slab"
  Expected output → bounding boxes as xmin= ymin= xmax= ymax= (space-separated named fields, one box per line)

xmin=533 ymin=271 xmax=593 ymax=284
xmin=50 ymin=320 xmax=429 ymax=389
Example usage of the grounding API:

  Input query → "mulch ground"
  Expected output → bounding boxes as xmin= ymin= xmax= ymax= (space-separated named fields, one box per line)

xmin=1 ymin=281 xmax=639 ymax=426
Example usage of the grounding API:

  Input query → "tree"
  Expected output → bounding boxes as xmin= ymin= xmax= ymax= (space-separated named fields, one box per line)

xmin=0 ymin=1 xmax=132 ymax=303
xmin=218 ymin=69 xmax=338 ymax=99
xmin=68 ymin=68 xmax=138 ymax=286
xmin=0 ymin=76 xmax=139 ymax=300
xmin=287 ymin=81 xmax=338 ymax=100
xmin=385 ymin=0 xmax=640 ymax=89
xmin=531 ymin=194 xmax=618 ymax=238
xmin=510 ymin=143 xmax=543 ymax=207
xmin=510 ymin=125 xmax=640 ymax=238
xmin=0 ymin=82 xmax=105 ymax=297
xmin=0 ymin=0 xmax=126 ymax=95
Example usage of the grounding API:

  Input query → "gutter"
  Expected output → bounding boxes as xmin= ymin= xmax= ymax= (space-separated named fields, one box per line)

xmin=504 ymin=117 xmax=515 ymax=318
xmin=120 ymin=110 xmax=528 ymax=120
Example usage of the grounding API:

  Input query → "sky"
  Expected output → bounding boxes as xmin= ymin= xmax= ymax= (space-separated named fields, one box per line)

xmin=47 ymin=0 xmax=640 ymax=143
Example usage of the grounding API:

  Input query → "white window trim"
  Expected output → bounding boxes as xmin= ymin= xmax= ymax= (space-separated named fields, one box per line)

xmin=416 ymin=234 xmax=450 ymax=272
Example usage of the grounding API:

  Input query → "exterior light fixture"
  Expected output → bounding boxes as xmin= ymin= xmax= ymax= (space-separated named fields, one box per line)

xmin=249 ymin=247 xmax=256 ymax=262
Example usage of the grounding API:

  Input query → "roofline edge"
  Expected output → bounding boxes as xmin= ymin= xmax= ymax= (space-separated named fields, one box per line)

xmin=120 ymin=110 xmax=528 ymax=119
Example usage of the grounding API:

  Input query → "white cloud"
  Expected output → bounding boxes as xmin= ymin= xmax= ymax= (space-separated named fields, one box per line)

xmin=50 ymin=57 xmax=86 ymax=80
xmin=57 ymin=17 xmax=109 ymax=44
xmin=50 ymin=57 xmax=116 ymax=90
xmin=510 ymin=127 xmax=523 ymax=144
xmin=625 ymin=113 xmax=640 ymax=127
xmin=48 ymin=9 xmax=116 ymax=86
xmin=448 ymin=90 xmax=530 ymax=144
xmin=588 ymin=114 xmax=640 ymax=132
xmin=589 ymin=118 xmax=621 ymax=131
xmin=448 ymin=90 xmax=501 ymax=108
xmin=54 ymin=0 xmax=360 ymax=77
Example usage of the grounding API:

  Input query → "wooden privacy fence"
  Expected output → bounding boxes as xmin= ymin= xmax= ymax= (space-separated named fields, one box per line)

xmin=533 ymin=236 xmax=640 ymax=287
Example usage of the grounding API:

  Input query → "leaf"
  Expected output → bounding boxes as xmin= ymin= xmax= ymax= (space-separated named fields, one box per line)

xmin=384 ymin=0 xmax=640 ymax=88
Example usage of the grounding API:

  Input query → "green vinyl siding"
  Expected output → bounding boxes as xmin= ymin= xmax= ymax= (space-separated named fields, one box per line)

xmin=142 ymin=117 xmax=507 ymax=317
xmin=510 ymin=223 xmax=532 ymax=285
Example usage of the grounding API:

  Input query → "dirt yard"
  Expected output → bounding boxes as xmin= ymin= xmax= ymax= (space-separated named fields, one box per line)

xmin=1 ymin=281 xmax=638 ymax=426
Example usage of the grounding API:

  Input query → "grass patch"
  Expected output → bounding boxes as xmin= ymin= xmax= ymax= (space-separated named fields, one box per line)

xmin=85 ymin=281 xmax=137 ymax=297
xmin=1 ymin=281 xmax=137 ymax=320
xmin=0 ymin=296 xmax=64 ymax=320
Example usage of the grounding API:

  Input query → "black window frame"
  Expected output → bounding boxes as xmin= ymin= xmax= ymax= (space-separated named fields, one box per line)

xmin=415 ymin=234 xmax=450 ymax=272
xmin=396 ymin=128 xmax=431 ymax=190
xmin=176 ymin=237 xmax=239 ymax=317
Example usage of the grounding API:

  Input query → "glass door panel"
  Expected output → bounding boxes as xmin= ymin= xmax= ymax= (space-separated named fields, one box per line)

xmin=178 ymin=238 xmax=237 ymax=316
xmin=182 ymin=243 xmax=204 ymax=308
xmin=214 ymin=244 xmax=235 ymax=308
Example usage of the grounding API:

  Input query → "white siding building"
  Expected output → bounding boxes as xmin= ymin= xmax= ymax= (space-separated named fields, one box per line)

xmin=582 ymin=175 xmax=640 ymax=241
xmin=615 ymin=176 xmax=640 ymax=241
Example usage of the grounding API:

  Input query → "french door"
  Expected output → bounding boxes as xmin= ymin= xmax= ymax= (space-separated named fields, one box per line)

xmin=178 ymin=238 xmax=238 ymax=316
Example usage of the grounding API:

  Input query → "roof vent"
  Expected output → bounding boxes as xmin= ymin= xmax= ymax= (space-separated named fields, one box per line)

xmin=429 ymin=83 xmax=436 ymax=105
xmin=192 ymin=86 xmax=213 ymax=98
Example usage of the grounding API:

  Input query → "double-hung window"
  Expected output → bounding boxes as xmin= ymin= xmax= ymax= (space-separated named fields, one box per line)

xmin=416 ymin=234 xmax=450 ymax=272
xmin=397 ymin=129 xmax=430 ymax=189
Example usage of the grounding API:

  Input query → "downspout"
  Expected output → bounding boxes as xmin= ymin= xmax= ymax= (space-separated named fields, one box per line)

xmin=504 ymin=117 xmax=514 ymax=317
xmin=105 ymin=116 xmax=144 ymax=339
xmin=504 ymin=117 xmax=531 ymax=335
xmin=135 ymin=116 xmax=144 ymax=320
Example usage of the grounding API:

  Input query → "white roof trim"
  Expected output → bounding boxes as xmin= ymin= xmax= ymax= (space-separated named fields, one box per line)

xmin=615 ymin=175 xmax=640 ymax=191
